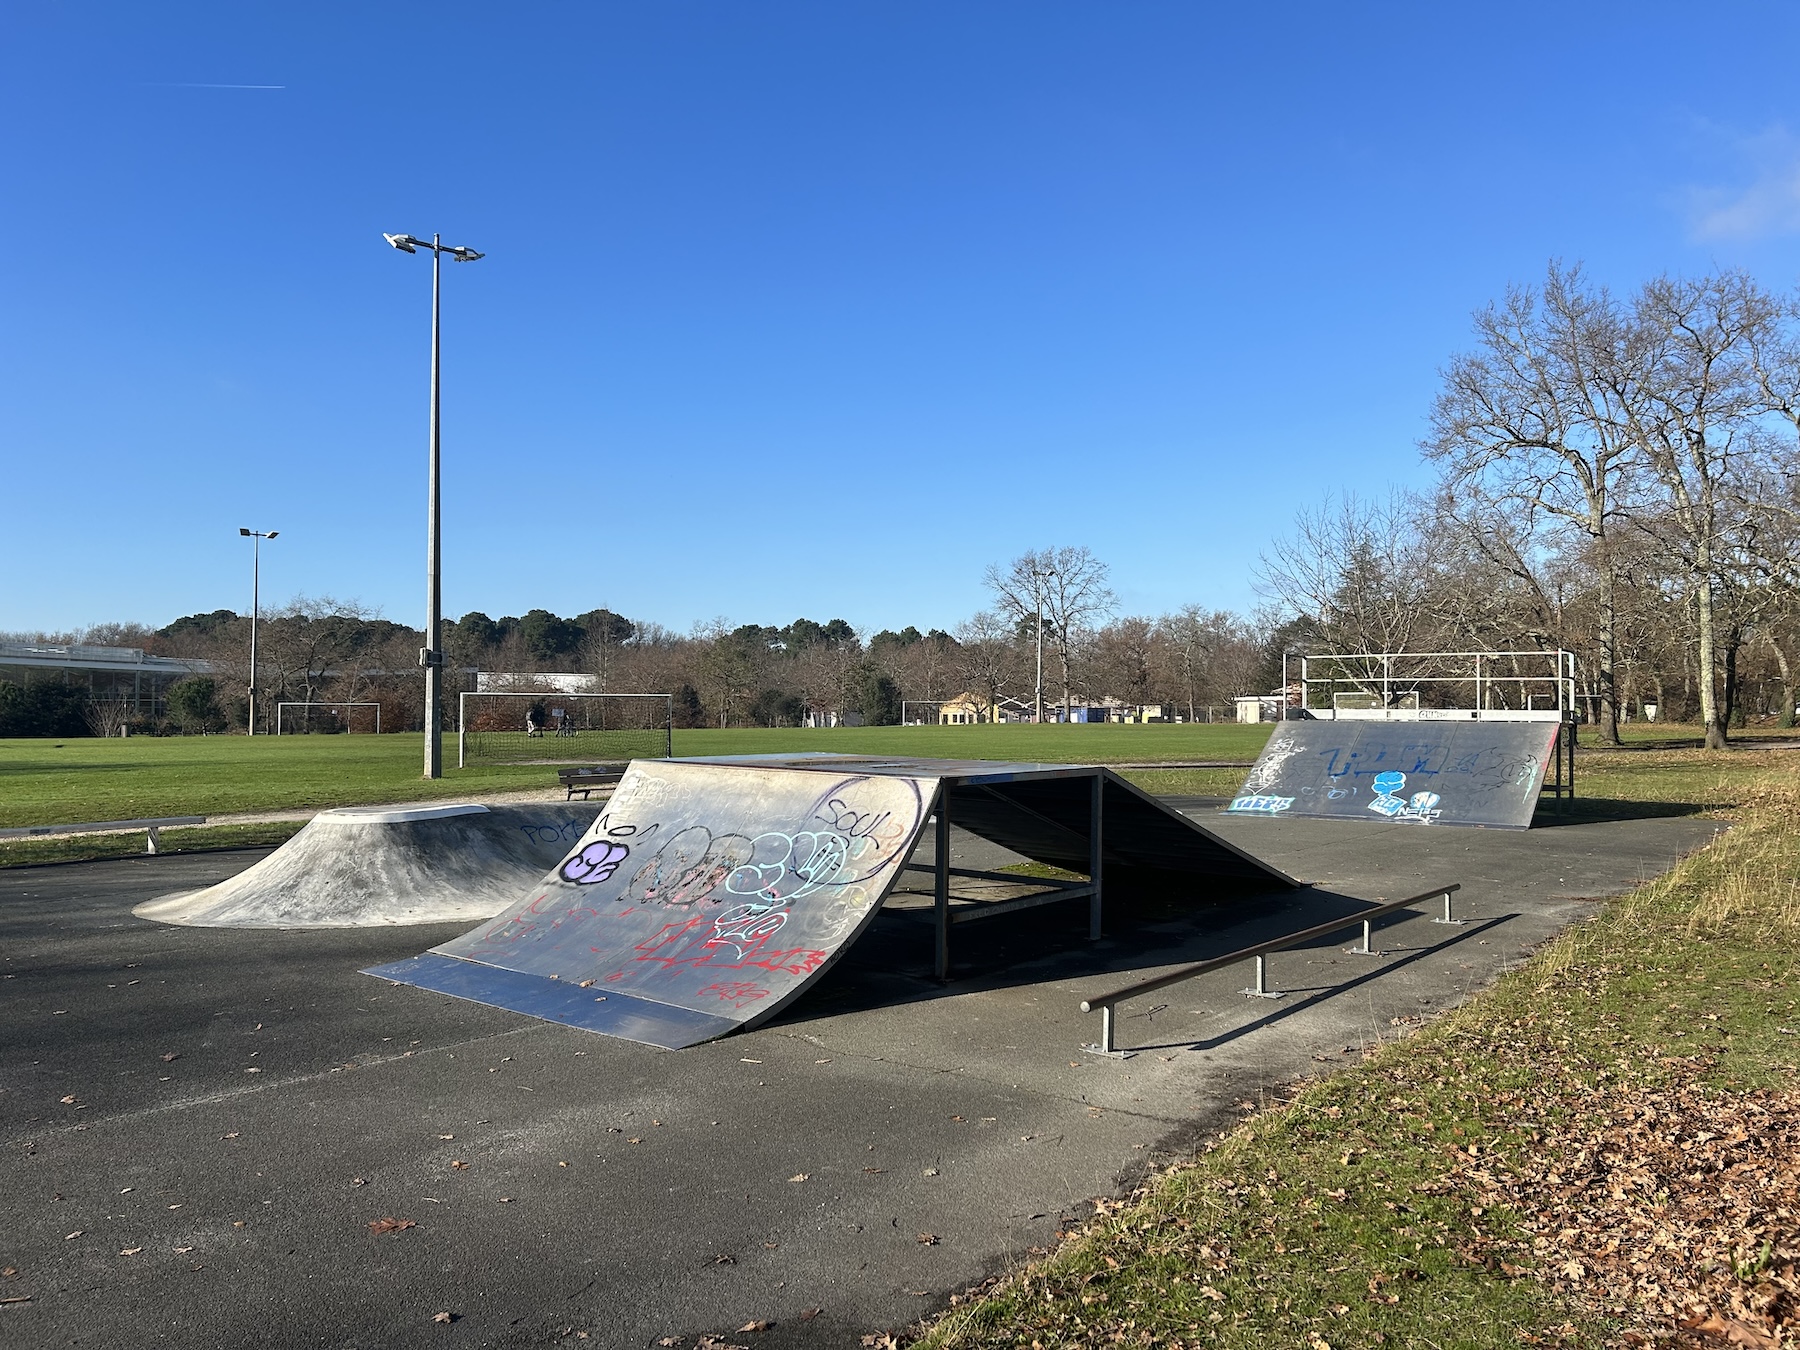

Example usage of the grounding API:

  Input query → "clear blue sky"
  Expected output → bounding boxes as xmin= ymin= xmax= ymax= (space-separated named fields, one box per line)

xmin=6 ymin=3 xmax=1800 ymax=638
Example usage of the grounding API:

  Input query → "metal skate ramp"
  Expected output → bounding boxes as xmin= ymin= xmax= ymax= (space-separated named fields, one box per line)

xmin=1225 ymin=719 xmax=1566 ymax=829
xmin=365 ymin=755 xmax=1296 ymax=1048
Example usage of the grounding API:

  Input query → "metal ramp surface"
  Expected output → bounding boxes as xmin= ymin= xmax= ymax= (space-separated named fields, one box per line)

xmin=1226 ymin=719 xmax=1564 ymax=828
xmin=365 ymin=754 xmax=1295 ymax=1048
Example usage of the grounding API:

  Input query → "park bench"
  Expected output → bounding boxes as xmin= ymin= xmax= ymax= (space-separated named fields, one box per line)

xmin=558 ymin=765 xmax=627 ymax=800
xmin=0 ymin=815 xmax=207 ymax=855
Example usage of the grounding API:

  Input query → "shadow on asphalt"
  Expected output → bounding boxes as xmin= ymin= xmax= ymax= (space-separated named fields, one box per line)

xmin=771 ymin=881 xmax=1409 ymax=1027
xmin=1117 ymin=911 xmax=1516 ymax=1055
xmin=1532 ymin=797 xmax=1716 ymax=826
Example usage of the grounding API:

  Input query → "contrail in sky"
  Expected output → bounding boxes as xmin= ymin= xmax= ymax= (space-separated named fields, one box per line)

xmin=148 ymin=82 xmax=287 ymax=90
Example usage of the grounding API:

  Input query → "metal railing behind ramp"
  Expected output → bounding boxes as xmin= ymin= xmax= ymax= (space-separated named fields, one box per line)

xmin=1080 ymin=882 xmax=1463 ymax=1056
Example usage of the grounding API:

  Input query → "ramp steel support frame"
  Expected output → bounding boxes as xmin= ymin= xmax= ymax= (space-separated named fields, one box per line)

xmin=928 ymin=770 xmax=1107 ymax=980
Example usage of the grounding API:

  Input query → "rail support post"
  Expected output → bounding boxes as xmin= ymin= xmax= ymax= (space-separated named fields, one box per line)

xmin=1243 ymin=952 xmax=1285 ymax=999
xmin=1430 ymin=888 xmax=1466 ymax=926
xmin=146 ymin=825 xmax=161 ymax=855
xmin=1346 ymin=915 xmax=1382 ymax=956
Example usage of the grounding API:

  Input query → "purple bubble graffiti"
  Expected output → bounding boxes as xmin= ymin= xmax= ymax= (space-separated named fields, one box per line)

xmin=560 ymin=840 xmax=630 ymax=886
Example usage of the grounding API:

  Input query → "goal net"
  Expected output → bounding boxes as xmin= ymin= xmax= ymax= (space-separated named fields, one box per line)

xmin=458 ymin=692 xmax=674 ymax=767
xmin=276 ymin=702 xmax=382 ymax=735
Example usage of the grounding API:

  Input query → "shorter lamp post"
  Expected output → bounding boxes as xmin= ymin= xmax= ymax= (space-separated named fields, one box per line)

xmin=239 ymin=528 xmax=278 ymax=734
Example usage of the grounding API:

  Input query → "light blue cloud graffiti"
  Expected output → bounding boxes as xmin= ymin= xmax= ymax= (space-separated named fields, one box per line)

xmin=1367 ymin=772 xmax=1443 ymax=823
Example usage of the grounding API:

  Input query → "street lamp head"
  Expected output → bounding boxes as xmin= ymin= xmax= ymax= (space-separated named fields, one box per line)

xmin=383 ymin=232 xmax=420 ymax=253
xmin=266 ymin=531 xmax=279 ymax=539
xmin=239 ymin=527 xmax=251 ymax=536
xmin=449 ymin=247 xmax=484 ymax=263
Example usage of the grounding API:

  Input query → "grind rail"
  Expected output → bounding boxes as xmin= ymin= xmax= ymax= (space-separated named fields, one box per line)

xmin=1080 ymin=882 xmax=1462 ymax=1055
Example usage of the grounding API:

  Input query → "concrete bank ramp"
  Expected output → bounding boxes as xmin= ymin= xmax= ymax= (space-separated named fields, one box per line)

xmin=366 ymin=755 xmax=1294 ymax=1049
xmin=135 ymin=802 xmax=601 ymax=928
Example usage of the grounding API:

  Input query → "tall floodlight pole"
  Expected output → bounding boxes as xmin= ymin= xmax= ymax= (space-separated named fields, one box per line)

xmin=239 ymin=528 xmax=278 ymax=734
xmin=1029 ymin=565 xmax=1051 ymax=723
xmin=384 ymin=231 xmax=485 ymax=778
xmin=1033 ymin=566 xmax=1056 ymax=724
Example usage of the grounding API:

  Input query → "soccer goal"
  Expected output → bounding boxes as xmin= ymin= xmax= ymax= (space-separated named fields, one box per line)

xmin=275 ymin=702 xmax=382 ymax=735
xmin=457 ymin=692 xmax=674 ymax=767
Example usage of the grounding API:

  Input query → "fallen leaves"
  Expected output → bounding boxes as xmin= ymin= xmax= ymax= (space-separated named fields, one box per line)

xmin=916 ymin=1233 xmax=939 ymax=1245
xmin=1451 ymin=1061 xmax=1800 ymax=1343
xmin=431 ymin=1311 xmax=458 ymax=1324
xmin=1679 ymin=1311 xmax=1781 ymax=1348
xmin=787 ymin=1173 xmax=809 ymax=1183
xmin=367 ymin=1217 xmax=416 ymax=1235
xmin=736 ymin=1321 xmax=772 ymax=1332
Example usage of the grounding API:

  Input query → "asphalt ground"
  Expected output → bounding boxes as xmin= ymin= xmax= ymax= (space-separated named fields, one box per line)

xmin=0 ymin=803 xmax=1727 ymax=1349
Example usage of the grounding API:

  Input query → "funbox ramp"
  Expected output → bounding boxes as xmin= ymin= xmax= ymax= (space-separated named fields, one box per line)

xmin=365 ymin=755 xmax=1294 ymax=1049
xmin=1226 ymin=719 xmax=1563 ymax=829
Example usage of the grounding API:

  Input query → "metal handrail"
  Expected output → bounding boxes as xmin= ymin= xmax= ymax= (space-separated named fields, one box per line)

xmin=1080 ymin=882 xmax=1462 ymax=1055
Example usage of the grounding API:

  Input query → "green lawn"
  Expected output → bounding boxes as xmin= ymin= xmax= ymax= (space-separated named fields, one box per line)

xmin=0 ymin=724 xmax=1270 ymax=830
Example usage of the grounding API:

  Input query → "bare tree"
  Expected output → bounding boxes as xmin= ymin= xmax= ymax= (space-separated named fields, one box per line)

xmin=1425 ymin=264 xmax=1642 ymax=742
xmin=83 ymin=694 xmax=132 ymax=738
xmin=952 ymin=610 xmax=1021 ymax=721
xmin=1257 ymin=492 xmax=1434 ymax=659
xmin=984 ymin=546 xmax=1115 ymax=720
xmin=1621 ymin=271 xmax=1774 ymax=747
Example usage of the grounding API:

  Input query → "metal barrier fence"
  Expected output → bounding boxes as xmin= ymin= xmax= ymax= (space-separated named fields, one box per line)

xmin=1079 ymin=882 xmax=1463 ymax=1056
xmin=0 ymin=816 xmax=208 ymax=855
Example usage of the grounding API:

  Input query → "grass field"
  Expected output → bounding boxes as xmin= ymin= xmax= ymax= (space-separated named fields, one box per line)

xmin=0 ymin=724 xmax=1272 ymax=831
xmin=915 ymin=754 xmax=1800 ymax=1348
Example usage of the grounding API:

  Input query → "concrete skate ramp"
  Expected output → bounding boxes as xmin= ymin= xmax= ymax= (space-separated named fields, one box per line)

xmin=364 ymin=755 xmax=1295 ymax=1049
xmin=135 ymin=802 xmax=602 ymax=928
xmin=1226 ymin=719 xmax=1563 ymax=829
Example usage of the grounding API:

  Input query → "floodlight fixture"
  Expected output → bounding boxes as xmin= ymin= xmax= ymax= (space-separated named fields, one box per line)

xmin=384 ymin=232 xmax=420 ymax=253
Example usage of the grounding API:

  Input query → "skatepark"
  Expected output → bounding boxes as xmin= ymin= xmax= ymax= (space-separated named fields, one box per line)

xmin=0 ymin=738 xmax=1730 ymax=1347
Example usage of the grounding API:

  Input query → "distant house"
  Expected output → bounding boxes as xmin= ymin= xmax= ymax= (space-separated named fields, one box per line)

xmin=1048 ymin=697 xmax=1168 ymax=723
xmin=936 ymin=692 xmax=1030 ymax=724
xmin=475 ymin=671 xmax=597 ymax=695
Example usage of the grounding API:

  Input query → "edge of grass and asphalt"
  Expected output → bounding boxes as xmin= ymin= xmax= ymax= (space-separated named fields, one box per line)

xmin=906 ymin=755 xmax=1800 ymax=1349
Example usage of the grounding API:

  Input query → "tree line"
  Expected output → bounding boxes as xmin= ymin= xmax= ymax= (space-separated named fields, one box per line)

xmin=12 ymin=261 xmax=1794 ymax=741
